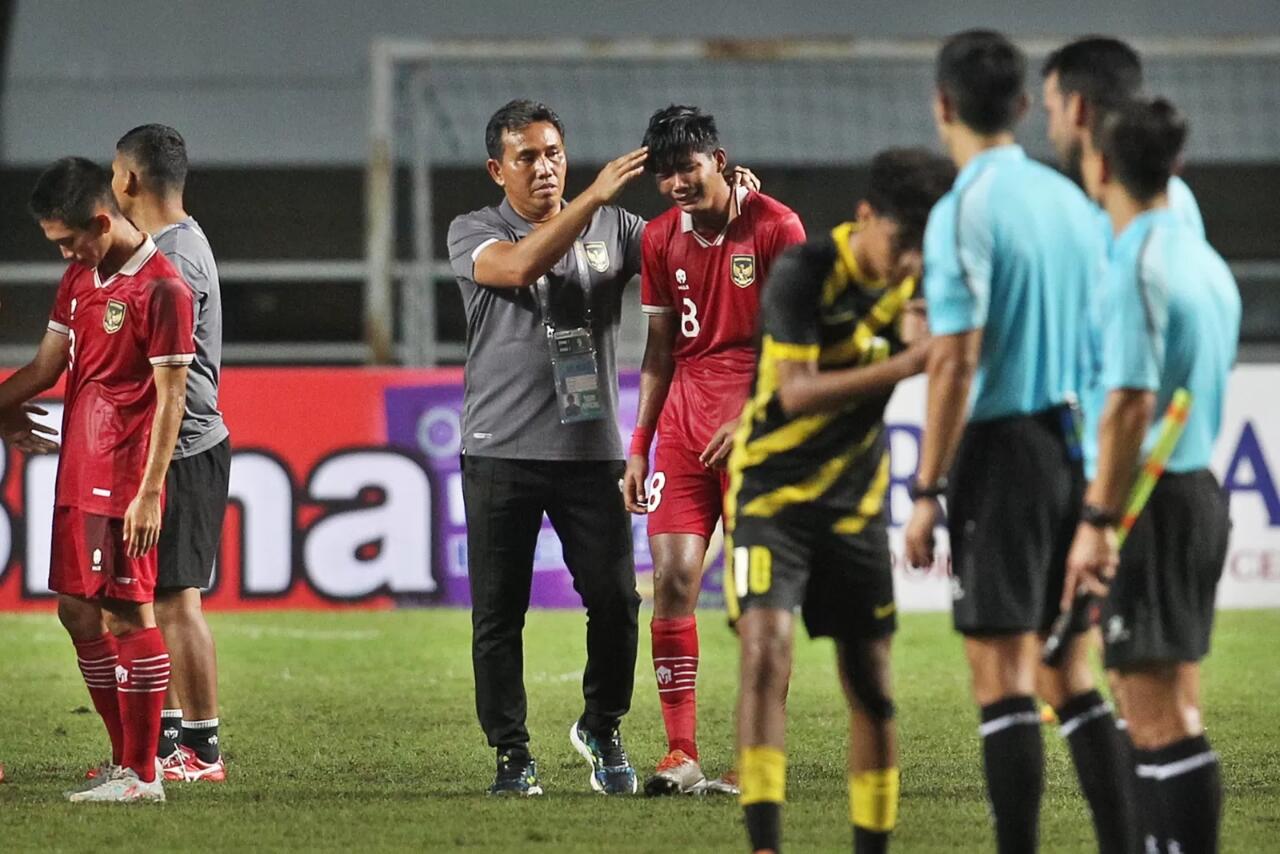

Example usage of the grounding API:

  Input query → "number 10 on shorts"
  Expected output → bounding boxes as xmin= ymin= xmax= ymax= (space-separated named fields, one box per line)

xmin=733 ymin=545 xmax=772 ymax=598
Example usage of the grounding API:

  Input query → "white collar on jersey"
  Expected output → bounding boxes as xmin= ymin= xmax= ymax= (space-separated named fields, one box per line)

xmin=680 ymin=185 xmax=750 ymax=248
xmin=94 ymin=235 xmax=158 ymax=289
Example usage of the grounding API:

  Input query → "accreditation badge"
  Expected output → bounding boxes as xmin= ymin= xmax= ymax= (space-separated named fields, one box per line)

xmin=549 ymin=327 xmax=605 ymax=423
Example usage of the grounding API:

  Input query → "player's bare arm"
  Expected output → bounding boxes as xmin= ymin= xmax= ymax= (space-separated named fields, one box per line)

xmin=473 ymin=147 xmax=648 ymax=288
xmin=900 ymin=299 xmax=929 ymax=345
xmin=773 ymin=344 xmax=929 ymax=419
xmin=123 ymin=364 xmax=188 ymax=559
xmin=0 ymin=328 xmax=70 ymax=412
xmin=904 ymin=328 xmax=982 ymax=567
xmin=624 ymin=312 xmax=677 ymax=513
xmin=1062 ymin=387 xmax=1156 ymax=608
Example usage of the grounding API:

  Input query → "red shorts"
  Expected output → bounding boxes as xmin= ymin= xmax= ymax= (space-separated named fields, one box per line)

xmin=647 ymin=439 xmax=729 ymax=539
xmin=49 ymin=506 xmax=157 ymax=603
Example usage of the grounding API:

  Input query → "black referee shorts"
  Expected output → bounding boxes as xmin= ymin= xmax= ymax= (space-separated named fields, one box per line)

xmin=157 ymin=438 xmax=231 ymax=592
xmin=1102 ymin=469 xmax=1229 ymax=670
xmin=948 ymin=407 xmax=1085 ymax=636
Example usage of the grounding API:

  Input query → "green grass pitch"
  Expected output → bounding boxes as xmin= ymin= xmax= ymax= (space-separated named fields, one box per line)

xmin=0 ymin=608 xmax=1277 ymax=852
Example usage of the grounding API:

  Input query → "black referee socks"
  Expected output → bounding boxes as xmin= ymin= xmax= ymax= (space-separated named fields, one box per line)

xmin=1055 ymin=690 xmax=1134 ymax=854
xmin=1134 ymin=734 xmax=1222 ymax=854
xmin=979 ymin=696 xmax=1044 ymax=854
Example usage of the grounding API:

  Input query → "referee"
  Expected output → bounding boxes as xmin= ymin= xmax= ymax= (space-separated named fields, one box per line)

xmin=447 ymin=100 xmax=647 ymax=796
xmin=112 ymin=124 xmax=230 ymax=781
xmin=1067 ymin=97 xmax=1239 ymax=854
xmin=903 ymin=31 xmax=1121 ymax=852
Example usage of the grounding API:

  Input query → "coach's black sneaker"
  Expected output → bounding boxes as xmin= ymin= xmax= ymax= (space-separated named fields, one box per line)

xmin=488 ymin=750 xmax=543 ymax=797
xmin=569 ymin=720 xmax=638 ymax=795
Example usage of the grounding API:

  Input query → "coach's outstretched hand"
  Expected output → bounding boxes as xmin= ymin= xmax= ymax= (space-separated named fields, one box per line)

xmin=622 ymin=454 xmax=650 ymax=514
xmin=123 ymin=491 xmax=163 ymax=558
xmin=586 ymin=148 xmax=649 ymax=206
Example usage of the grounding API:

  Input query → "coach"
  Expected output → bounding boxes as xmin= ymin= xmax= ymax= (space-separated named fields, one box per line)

xmin=446 ymin=99 xmax=646 ymax=797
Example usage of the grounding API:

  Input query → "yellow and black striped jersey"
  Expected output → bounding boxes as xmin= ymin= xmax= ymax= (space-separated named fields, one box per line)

xmin=726 ymin=222 xmax=915 ymax=530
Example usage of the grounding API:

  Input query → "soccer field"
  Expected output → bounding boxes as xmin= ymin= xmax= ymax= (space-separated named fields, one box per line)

xmin=0 ymin=609 xmax=1276 ymax=852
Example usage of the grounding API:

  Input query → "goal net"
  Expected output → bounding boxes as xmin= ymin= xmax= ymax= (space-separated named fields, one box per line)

xmin=367 ymin=37 xmax=1280 ymax=365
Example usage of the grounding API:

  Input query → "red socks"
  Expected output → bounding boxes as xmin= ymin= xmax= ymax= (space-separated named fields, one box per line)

xmin=115 ymin=628 xmax=170 ymax=783
xmin=652 ymin=616 xmax=699 ymax=759
xmin=74 ymin=633 xmax=124 ymax=766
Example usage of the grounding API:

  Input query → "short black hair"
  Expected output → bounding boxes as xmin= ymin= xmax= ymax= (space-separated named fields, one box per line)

xmin=865 ymin=148 xmax=957 ymax=252
xmin=29 ymin=156 xmax=119 ymax=228
xmin=1092 ymin=97 xmax=1188 ymax=202
xmin=1042 ymin=37 xmax=1142 ymax=112
xmin=936 ymin=29 xmax=1026 ymax=135
xmin=484 ymin=99 xmax=565 ymax=160
xmin=116 ymin=123 xmax=189 ymax=194
xmin=641 ymin=105 xmax=720 ymax=174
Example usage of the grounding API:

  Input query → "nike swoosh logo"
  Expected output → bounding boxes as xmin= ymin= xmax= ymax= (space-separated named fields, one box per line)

xmin=874 ymin=602 xmax=896 ymax=619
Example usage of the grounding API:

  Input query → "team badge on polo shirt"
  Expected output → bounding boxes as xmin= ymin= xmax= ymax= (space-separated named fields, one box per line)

xmin=583 ymin=242 xmax=610 ymax=273
xmin=731 ymin=254 xmax=755 ymax=288
xmin=103 ymin=299 xmax=127 ymax=334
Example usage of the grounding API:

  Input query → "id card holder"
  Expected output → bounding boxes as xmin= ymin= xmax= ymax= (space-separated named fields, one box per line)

xmin=549 ymin=327 xmax=605 ymax=423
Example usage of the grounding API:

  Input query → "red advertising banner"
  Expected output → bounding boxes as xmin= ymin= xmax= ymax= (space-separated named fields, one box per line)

xmin=0 ymin=368 xmax=455 ymax=611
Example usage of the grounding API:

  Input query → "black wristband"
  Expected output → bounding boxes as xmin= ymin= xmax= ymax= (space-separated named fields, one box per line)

xmin=908 ymin=477 xmax=948 ymax=501
xmin=1081 ymin=503 xmax=1120 ymax=529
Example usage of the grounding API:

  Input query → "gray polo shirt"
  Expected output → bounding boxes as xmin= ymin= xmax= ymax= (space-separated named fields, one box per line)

xmin=153 ymin=217 xmax=229 ymax=459
xmin=447 ymin=198 xmax=644 ymax=461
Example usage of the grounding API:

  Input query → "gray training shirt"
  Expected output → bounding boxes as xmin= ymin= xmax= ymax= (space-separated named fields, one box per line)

xmin=153 ymin=217 xmax=229 ymax=459
xmin=448 ymin=198 xmax=644 ymax=461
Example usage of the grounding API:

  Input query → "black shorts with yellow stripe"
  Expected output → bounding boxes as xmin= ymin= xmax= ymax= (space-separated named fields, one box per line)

xmin=726 ymin=507 xmax=896 ymax=642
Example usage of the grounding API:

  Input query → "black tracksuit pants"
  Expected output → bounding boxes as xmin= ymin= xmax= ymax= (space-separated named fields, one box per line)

xmin=462 ymin=455 xmax=640 ymax=752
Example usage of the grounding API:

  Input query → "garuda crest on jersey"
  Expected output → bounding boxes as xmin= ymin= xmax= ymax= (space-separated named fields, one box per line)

xmin=583 ymin=241 xmax=610 ymax=273
xmin=103 ymin=299 xmax=127 ymax=334
xmin=731 ymin=254 xmax=756 ymax=288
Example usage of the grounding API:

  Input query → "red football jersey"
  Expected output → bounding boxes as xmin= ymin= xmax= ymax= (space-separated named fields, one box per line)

xmin=47 ymin=237 xmax=196 ymax=517
xmin=640 ymin=189 xmax=805 ymax=450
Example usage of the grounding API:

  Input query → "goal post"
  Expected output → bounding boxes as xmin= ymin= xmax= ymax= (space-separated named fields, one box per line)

xmin=366 ymin=36 xmax=1280 ymax=366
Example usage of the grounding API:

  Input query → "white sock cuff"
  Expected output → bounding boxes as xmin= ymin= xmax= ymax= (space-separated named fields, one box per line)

xmin=161 ymin=709 xmax=184 ymax=718
xmin=183 ymin=717 xmax=219 ymax=729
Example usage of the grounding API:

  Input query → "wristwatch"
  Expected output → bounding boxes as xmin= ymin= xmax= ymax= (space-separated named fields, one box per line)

xmin=1081 ymin=503 xmax=1120 ymax=529
xmin=908 ymin=477 xmax=948 ymax=501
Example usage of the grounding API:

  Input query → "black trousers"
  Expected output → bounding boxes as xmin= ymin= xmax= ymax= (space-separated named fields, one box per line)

xmin=462 ymin=455 xmax=639 ymax=752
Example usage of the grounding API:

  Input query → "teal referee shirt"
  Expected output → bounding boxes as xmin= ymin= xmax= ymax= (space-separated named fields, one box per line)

xmin=1082 ymin=177 xmax=1207 ymax=476
xmin=923 ymin=144 xmax=1102 ymax=422
xmin=1097 ymin=208 xmax=1241 ymax=473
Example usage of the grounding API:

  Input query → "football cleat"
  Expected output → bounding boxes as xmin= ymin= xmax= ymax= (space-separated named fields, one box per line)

xmin=644 ymin=749 xmax=708 ymax=796
xmin=67 ymin=767 xmax=165 ymax=803
xmin=703 ymin=767 xmax=740 ymax=796
xmin=166 ymin=745 xmax=226 ymax=782
xmin=63 ymin=761 xmax=121 ymax=796
xmin=488 ymin=751 xmax=543 ymax=796
xmin=569 ymin=720 xmax=637 ymax=795
xmin=160 ymin=749 xmax=186 ymax=782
